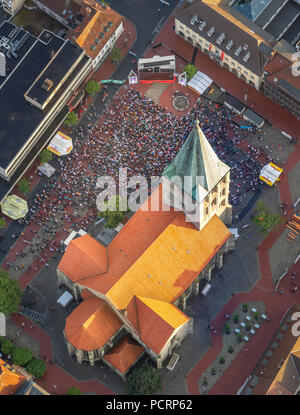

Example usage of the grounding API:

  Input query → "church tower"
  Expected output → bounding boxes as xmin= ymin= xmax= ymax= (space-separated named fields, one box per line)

xmin=162 ymin=120 xmax=232 ymax=230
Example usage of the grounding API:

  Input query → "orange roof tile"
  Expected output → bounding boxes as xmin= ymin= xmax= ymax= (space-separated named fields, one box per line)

xmin=106 ymin=213 xmax=230 ymax=310
xmin=103 ymin=335 xmax=144 ymax=374
xmin=0 ymin=359 xmax=25 ymax=395
xmin=68 ymin=0 xmax=124 ymax=60
xmin=126 ymin=296 xmax=189 ymax=354
xmin=65 ymin=297 xmax=122 ymax=351
xmin=266 ymin=381 xmax=293 ymax=395
xmin=58 ymin=234 xmax=107 ymax=282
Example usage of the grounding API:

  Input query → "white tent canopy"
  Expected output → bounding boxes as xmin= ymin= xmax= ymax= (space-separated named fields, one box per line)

xmin=48 ymin=131 xmax=73 ymax=156
xmin=38 ymin=163 xmax=55 ymax=177
xmin=188 ymin=71 xmax=213 ymax=95
xmin=57 ymin=291 xmax=73 ymax=308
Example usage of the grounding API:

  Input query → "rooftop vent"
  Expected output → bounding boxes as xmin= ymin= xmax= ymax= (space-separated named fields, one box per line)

xmin=234 ymin=45 xmax=242 ymax=56
xmin=207 ymin=26 xmax=215 ymax=37
xmin=216 ymin=33 xmax=225 ymax=45
xmin=95 ymin=38 xmax=100 ymax=44
xmin=90 ymin=44 xmax=96 ymax=50
xmin=41 ymin=78 xmax=53 ymax=91
xmin=226 ymin=40 xmax=233 ymax=50
xmin=243 ymin=51 xmax=250 ymax=62
xmin=191 ymin=15 xmax=198 ymax=25
xmin=199 ymin=21 xmax=207 ymax=31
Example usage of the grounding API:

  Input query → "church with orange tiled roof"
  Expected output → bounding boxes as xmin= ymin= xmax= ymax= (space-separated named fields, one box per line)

xmin=57 ymin=123 xmax=235 ymax=378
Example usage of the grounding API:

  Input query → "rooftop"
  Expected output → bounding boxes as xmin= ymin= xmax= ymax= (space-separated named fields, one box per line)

xmin=0 ymin=21 xmax=86 ymax=173
xmin=65 ymin=296 xmax=123 ymax=351
xmin=0 ymin=359 xmax=26 ymax=395
xmin=175 ymin=0 xmax=268 ymax=75
xmin=68 ymin=0 xmax=124 ymax=60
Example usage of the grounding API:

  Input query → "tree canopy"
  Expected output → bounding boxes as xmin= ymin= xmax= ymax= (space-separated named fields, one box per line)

xmin=12 ymin=347 xmax=34 ymax=366
xmin=1 ymin=339 xmax=14 ymax=355
xmin=39 ymin=149 xmax=53 ymax=164
xmin=111 ymin=47 xmax=122 ymax=64
xmin=126 ymin=361 xmax=161 ymax=395
xmin=252 ymin=201 xmax=283 ymax=233
xmin=26 ymin=358 xmax=47 ymax=379
xmin=17 ymin=178 xmax=30 ymax=194
xmin=85 ymin=80 xmax=100 ymax=96
xmin=0 ymin=218 xmax=5 ymax=230
xmin=64 ymin=111 xmax=78 ymax=127
xmin=0 ymin=269 xmax=22 ymax=315
xmin=67 ymin=387 xmax=82 ymax=395
xmin=98 ymin=195 xmax=127 ymax=229
xmin=183 ymin=64 xmax=197 ymax=80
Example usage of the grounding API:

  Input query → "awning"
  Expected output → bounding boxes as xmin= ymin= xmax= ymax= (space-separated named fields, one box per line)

xmin=57 ymin=291 xmax=73 ymax=308
xmin=259 ymin=163 xmax=282 ymax=186
xmin=201 ymin=283 xmax=212 ymax=296
xmin=38 ymin=163 xmax=55 ymax=177
xmin=0 ymin=195 xmax=28 ymax=220
xmin=47 ymin=131 xmax=73 ymax=156
xmin=187 ymin=71 xmax=213 ymax=95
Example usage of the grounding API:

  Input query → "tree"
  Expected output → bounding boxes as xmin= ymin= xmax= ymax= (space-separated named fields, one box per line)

xmin=253 ymin=311 xmax=259 ymax=321
xmin=18 ymin=178 xmax=30 ymax=194
xmin=242 ymin=304 xmax=249 ymax=313
xmin=111 ymin=47 xmax=122 ymax=64
xmin=245 ymin=322 xmax=252 ymax=332
xmin=26 ymin=358 xmax=46 ymax=379
xmin=64 ymin=111 xmax=78 ymax=127
xmin=12 ymin=347 xmax=34 ymax=366
xmin=126 ymin=361 xmax=161 ymax=395
xmin=224 ymin=324 xmax=231 ymax=334
xmin=1 ymin=339 xmax=14 ymax=355
xmin=237 ymin=333 xmax=243 ymax=342
xmin=98 ymin=195 xmax=127 ymax=229
xmin=211 ymin=367 xmax=216 ymax=375
xmin=252 ymin=201 xmax=283 ymax=234
xmin=67 ymin=387 xmax=82 ymax=395
xmin=0 ymin=218 xmax=5 ymax=230
xmin=85 ymin=80 xmax=100 ymax=96
xmin=219 ymin=357 xmax=225 ymax=364
xmin=233 ymin=314 xmax=239 ymax=323
xmin=0 ymin=269 xmax=22 ymax=315
xmin=39 ymin=149 xmax=53 ymax=164
xmin=183 ymin=64 xmax=197 ymax=80
xmin=228 ymin=345 xmax=234 ymax=354
xmin=202 ymin=377 xmax=208 ymax=386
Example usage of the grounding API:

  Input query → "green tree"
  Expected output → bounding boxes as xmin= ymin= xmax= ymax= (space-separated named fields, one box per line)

xmin=183 ymin=64 xmax=197 ymax=80
xmin=39 ymin=149 xmax=53 ymax=164
xmin=253 ymin=311 xmax=259 ymax=321
xmin=211 ymin=367 xmax=216 ymax=375
xmin=202 ymin=377 xmax=208 ymax=386
xmin=0 ymin=218 xmax=5 ymax=230
xmin=111 ymin=47 xmax=122 ymax=64
xmin=26 ymin=358 xmax=47 ymax=379
xmin=12 ymin=347 xmax=34 ymax=366
xmin=1 ymin=339 xmax=14 ymax=355
xmin=67 ymin=387 xmax=82 ymax=395
xmin=0 ymin=269 xmax=22 ymax=315
xmin=98 ymin=195 xmax=128 ymax=229
xmin=224 ymin=324 xmax=231 ymax=334
xmin=219 ymin=357 xmax=225 ymax=364
xmin=85 ymin=80 xmax=100 ymax=96
xmin=233 ymin=314 xmax=239 ymax=323
xmin=18 ymin=178 xmax=30 ymax=194
xmin=228 ymin=345 xmax=234 ymax=354
xmin=242 ymin=304 xmax=249 ymax=313
xmin=252 ymin=201 xmax=283 ymax=234
xmin=237 ymin=333 xmax=243 ymax=342
xmin=64 ymin=111 xmax=78 ymax=127
xmin=245 ymin=322 xmax=252 ymax=332
xmin=126 ymin=361 xmax=161 ymax=395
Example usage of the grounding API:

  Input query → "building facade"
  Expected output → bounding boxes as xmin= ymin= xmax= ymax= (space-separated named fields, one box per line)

xmin=174 ymin=1 xmax=270 ymax=90
xmin=1 ymin=0 xmax=24 ymax=16
xmin=0 ymin=21 xmax=92 ymax=191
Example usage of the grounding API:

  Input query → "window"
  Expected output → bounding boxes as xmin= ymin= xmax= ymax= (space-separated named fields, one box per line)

xmin=205 ymin=207 xmax=209 ymax=215
xmin=225 ymin=57 xmax=229 ymax=62
xmin=221 ymin=199 xmax=226 ymax=206
xmin=222 ymin=188 xmax=226 ymax=196
xmin=212 ymin=197 xmax=217 ymax=206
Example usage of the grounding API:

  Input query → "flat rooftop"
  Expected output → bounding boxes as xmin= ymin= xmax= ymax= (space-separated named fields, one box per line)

xmin=0 ymin=21 xmax=84 ymax=172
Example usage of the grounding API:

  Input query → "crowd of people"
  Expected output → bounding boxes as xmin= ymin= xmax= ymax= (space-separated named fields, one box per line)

xmin=2 ymin=88 xmax=266 ymax=271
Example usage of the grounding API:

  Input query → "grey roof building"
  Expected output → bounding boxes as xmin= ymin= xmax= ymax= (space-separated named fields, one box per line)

xmin=0 ymin=20 xmax=92 ymax=201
